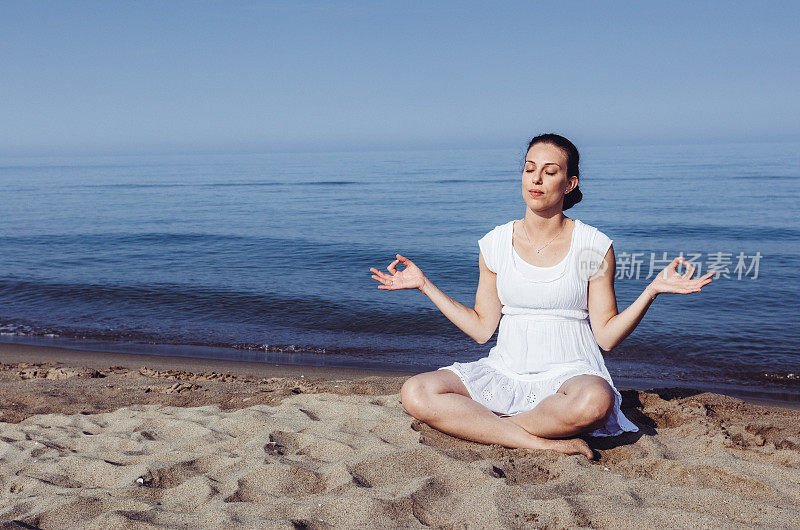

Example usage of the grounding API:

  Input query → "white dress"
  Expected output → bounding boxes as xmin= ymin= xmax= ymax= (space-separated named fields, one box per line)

xmin=438 ymin=218 xmax=639 ymax=437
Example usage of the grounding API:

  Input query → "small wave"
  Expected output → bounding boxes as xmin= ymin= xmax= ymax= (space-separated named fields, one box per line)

xmin=65 ymin=183 xmax=195 ymax=190
xmin=614 ymin=223 xmax=800 ymax=241
xmin=236 ymin=343 xmax=329 ymax=355
xmin=727 ymin=175 xmax=798 ymax=180
xmin=0 ymin=232 xmax=250 ymax=246
xmin=754 ymin=371 xmax=800 ymax=387
xmin=204 ymin=181 xmax=284 ymax=187
xmin=432 ymin=178 xmax=507 ymax=184
xmin=295 ymin=180 xmax=359 ymax=186
xmin=0 ymin=322 xmax=36 ymax=336
xmin=0 ymin=277 xmax=460 ymax=336
xmin=0 ymin=318 xmax=395 ymax=362
xmin=230 ymin=343 xmax=396 ymax=357
xmin=0 ymin=320 xmax=150 ymax=343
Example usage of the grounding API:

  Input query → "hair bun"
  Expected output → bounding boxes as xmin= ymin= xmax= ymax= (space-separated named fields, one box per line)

xmin=564 ymin=185 xmax=582 ymax=210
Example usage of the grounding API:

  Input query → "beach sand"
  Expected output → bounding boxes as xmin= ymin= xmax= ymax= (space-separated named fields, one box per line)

xmin=1 ymin=343 xmax=799 ymax=528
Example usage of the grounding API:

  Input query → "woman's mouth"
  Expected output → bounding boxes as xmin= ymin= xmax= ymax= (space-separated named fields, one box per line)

xmin=530 ymin=190 xmax=544 ymax=197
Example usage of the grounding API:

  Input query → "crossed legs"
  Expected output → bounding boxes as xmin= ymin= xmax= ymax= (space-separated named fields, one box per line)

xmin=400 ymin=369 xmax=615 ymax=459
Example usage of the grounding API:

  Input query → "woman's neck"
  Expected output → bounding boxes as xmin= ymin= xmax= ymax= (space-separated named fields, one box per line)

xmin=521 ymin=212 xmax=571 ymax=241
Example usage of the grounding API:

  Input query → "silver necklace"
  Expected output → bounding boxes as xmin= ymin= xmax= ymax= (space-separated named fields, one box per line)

xmin=519 ymin=218 xmax=568 ymax=254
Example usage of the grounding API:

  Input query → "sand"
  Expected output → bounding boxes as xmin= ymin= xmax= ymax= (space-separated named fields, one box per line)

xmin=1 ymin=344 xmax=799 ymax=529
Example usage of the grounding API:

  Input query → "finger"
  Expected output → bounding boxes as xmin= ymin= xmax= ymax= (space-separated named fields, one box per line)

xmin=396 ymin=253 xmax=412 ymax=265
xmin=370 ymin=268 xmax=391 ymax=281
xmin=682 ymin=263 xmax=695 ymax=279
xmin=377 ymin=279 xmax=399 ymax=290
xmin=376 ymin=270 xmax=399 ymax=285
xmin=387 ymin=259 xmax=400 ymax=274
xmin=670 ymin=256 xmax=688 ymax=274
xmin=372 ymin=274 xmax=395 ymax=286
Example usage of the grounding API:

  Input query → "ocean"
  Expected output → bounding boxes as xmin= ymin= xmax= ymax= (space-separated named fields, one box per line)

xmin=1 ymin=142 xmax=798 ymax=401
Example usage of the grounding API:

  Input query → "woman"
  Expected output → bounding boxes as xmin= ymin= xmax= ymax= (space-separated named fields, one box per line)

xmin=369 ymin=133 xmax=715 ymax=459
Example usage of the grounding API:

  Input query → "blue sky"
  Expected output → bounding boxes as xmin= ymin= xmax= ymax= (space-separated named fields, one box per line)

xmin=1 ymin=1 xmax=798 ymax=155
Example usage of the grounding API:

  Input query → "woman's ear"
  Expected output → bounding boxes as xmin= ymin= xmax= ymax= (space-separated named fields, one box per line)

xmin=566 ymin=176 xmax=579 ymax=193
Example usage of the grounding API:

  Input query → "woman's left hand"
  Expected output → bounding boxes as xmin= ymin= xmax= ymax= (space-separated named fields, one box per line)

xmin=648 ymin=256 xmax=715 ymax=295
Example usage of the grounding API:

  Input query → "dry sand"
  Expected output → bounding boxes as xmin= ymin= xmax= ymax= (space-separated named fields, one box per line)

xmin=1 ymin=344 xmax=799 ymax=529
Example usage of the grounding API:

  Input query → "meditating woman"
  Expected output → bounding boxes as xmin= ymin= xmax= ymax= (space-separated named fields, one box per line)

xmin=369 ymin=133 xmax=715 ymax=459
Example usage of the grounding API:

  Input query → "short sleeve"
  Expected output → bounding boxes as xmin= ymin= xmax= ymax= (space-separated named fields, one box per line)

xmin=589 ymin=229 xmax=614 ymax=277
xmin=478 ymin=228 xmax=498 ymax=273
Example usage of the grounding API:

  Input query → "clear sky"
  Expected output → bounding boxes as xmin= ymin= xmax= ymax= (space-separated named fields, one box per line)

xmin=1 ymin=1 xmax=798 ymax=155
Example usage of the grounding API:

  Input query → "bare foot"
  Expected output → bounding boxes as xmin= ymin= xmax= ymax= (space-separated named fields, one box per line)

xmin=547 ymin=437 xmax=594 ymax=459
xmin=525 ymin=434 xmax=594 ymax=459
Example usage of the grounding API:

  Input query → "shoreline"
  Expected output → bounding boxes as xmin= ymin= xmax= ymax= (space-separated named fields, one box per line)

xmin=0 ymin=341 xmax=416 ymax=381
xmin=1 ymin=340 xmax=798 ymax=411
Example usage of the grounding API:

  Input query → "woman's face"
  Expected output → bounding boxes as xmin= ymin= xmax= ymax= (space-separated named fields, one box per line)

xmin=521 ymin=142 xmax=578 ymax=213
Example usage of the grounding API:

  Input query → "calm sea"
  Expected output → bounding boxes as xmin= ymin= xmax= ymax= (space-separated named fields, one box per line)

xmin=1 ymin=142 xmax=798 ymax=401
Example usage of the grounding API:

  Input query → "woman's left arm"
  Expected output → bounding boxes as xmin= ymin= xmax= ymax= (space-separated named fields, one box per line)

xmin=587 ymin=244 xmax=715 ymax=351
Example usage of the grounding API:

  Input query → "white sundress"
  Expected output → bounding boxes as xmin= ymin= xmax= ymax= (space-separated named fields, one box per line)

xmin=438 ymin=218 xmax=639 ymax=437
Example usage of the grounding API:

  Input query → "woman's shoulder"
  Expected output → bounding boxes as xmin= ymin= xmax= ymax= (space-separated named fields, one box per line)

xmin=574 ymin=218 xmax=612 ymax=241
xmin=573 ymin=219 xmax=614 ymax=278
xmin=481 ymin=219 xmax=515 ymax=238
xmin=478 ymin=220 xmax=514 ymax=273
xmin=574 ymin=219 xmax=614 ymax=262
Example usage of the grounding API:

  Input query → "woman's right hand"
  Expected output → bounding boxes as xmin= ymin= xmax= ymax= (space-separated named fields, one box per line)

xmin=370 ymin=254 xmax=426 ymax=291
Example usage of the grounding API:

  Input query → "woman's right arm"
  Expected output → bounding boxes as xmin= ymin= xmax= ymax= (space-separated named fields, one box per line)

xmin=421 ymin=251 xmax=502 ymax=343
xmin=370 ymin=252 xmax=502 ymax=344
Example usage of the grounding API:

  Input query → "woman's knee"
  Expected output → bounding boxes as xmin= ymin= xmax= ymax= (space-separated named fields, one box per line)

xmin=400 ymin=375 xmax=436 ymax=419
xmin=569 ymin=380 xmax=615 ymax=428
xmin=400 ymin=371 xmax=461 ymax=420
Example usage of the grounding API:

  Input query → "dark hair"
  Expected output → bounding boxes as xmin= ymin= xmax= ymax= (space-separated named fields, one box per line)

xmin=524 ymin=133 xmax=583 ymax=210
